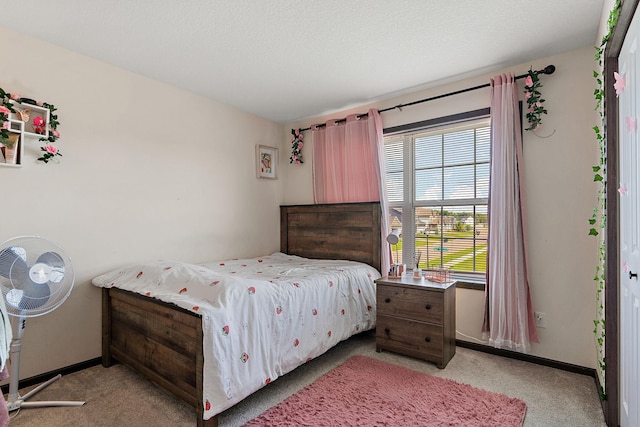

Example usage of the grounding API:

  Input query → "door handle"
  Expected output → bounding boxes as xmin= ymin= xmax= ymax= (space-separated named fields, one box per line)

xmin=630 ymin=271 xmax=638 ymax=280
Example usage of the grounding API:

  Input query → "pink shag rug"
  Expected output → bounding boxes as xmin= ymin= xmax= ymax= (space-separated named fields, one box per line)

xmin=244 ymin=355 xmax=527 ymax=426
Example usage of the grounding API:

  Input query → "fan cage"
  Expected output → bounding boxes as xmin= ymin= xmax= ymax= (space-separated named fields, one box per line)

xmin=0 ymin=236 xmax=75 ymax=318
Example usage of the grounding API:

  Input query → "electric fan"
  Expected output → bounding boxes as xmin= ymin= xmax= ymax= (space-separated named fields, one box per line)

xmin=0 ymin=236 xmax=84 ymax=411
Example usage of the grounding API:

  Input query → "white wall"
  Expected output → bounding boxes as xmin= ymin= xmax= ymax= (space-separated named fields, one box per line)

xmin=0 ymin=26 xmax=286 ymax=379
xmin=597 ymin=0 xmax=618 ymax=45
xmin=284 ymin=46 xmax=601 ymax=368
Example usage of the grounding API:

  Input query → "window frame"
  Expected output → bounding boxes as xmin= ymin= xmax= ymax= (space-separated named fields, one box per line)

xmin=383 ymin=108 xmax=491 ymax=287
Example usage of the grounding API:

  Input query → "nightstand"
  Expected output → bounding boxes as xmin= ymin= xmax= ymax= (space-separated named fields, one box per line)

xmin=375 ymin=276 xmax=456 ymax=368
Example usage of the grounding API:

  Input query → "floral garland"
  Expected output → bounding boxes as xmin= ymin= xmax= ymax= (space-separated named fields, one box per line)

xmin=523 ymin=68 xmax=547 ymax=131
xmin=0 ymin=87 xmax=61 ymax=164
xmin=289 ymin=128 xmax=304 ymax=165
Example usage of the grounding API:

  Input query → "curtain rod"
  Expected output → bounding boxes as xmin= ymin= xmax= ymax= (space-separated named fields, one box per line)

xmin=297 ymin=65 xmax=556 ymax=132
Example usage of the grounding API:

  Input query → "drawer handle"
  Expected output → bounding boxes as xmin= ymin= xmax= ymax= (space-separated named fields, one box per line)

xmin=384 ymin=328 xmax=390 ymax=334
xmin=385 ymin=298 xmax=391 ymax=303
xmin=425 ymin=304 xmax=431 ymax=310
xmin=424 ymin=336 xmax=431 ymax=343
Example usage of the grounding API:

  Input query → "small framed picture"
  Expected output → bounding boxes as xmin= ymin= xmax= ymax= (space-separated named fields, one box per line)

xmin=256 ymin=145 xmax=278 ymax=179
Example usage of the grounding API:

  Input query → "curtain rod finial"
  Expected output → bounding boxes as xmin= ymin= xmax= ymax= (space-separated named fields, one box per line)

xmin=542 ymin=65 xmax=556 ymax=75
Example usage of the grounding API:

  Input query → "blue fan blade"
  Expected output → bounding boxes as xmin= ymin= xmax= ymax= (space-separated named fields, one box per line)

xmin=0 ymin=247 xmax=29 ymax=282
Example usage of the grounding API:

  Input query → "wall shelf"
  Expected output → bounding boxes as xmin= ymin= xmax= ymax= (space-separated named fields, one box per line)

xmin=1 ymin=100 xmax=50 ymax=167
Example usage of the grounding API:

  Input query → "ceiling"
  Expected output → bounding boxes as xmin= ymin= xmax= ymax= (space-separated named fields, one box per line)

xmin=0 ymin=0 xmax=604 ymax=124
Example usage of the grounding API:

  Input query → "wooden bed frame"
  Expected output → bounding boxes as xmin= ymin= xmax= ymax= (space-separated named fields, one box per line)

xmin=101 ymin=202 xmax=381 ymax=427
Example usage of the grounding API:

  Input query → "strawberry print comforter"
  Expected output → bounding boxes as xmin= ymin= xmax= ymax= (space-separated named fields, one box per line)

xmin=92 ymin=252 xmax=379 ymax=420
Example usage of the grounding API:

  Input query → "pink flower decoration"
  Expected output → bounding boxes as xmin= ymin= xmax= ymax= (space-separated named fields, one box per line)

xmin=44 ymin=145 xmax=58 ymax=155
xmin=626 ymin=116 xmax=637 ymax=132
xmin=525 ymin=76 xmax=533 ymax=87
xmin=619 ymin=184 xmax=628 ymax=196
xmin=9 ymin=93 xmax=19 ymax=100
xmin=0 ymin=106 xmax=10 ymax=115
xmin=33 ymin=116 xmax=45 ymax=127
xmin=525 ymin=91 xmax=532 ymax=100
xmin=614 ymin=72 xmax=625 ymax=96
xmin=1 ymin=121 xmax=8 ymax=130
xmin=51 ymin=129 xmax=60 ymax=138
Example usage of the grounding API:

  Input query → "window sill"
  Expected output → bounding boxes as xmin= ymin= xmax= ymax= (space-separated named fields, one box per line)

xmin=452 ymin=277 xmax=485 ymax=291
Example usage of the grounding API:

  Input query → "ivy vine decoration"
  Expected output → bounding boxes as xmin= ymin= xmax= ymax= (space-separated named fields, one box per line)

xmin=289 ymin=128 xmax=304 ymax=165
xmin=523 ymin=68 xmax=547 ymax=131
xmin=0 ymin=90 xmax=16 ymax=150
xmin=590 ymin=0 xmax=621 ymax=402
xmin=35 ymin=104 xmax=62 ymax=163
xmin=0 ymin=86 xmax=62 ymax=164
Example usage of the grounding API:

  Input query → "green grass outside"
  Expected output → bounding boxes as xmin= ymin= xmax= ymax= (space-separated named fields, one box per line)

xmin=419 ymin=244 xmax=487 ymax=270
xmin=393 ymin=231 xmax=480 ymax=251
xmin=449 ymin=252 xmax=487 ymax=272
xmin=394 ymin=232 xmax=487 ymax=273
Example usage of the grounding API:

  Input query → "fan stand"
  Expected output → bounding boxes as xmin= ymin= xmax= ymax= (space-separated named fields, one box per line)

xmin=6 ymin=316 xmax=84 ymax=411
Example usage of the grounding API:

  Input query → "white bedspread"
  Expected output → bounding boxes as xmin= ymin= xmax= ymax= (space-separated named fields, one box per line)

xmin=92 ymin=252 xmax=379 ymax=420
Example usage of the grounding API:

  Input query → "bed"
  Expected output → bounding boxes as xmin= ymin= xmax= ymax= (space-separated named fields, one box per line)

xmin=94 ymin=202 xmax=382 ymax=427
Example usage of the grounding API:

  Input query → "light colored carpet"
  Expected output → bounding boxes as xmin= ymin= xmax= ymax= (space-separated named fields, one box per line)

xmin=6 ymin=332 xmax=605 ymax=426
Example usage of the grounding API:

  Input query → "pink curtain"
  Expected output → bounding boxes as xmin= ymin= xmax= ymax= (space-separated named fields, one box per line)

xmin=312 ymin=109 xmax=390 ymax=275
xmin=482 ymin=73 xmax=538 ymax=352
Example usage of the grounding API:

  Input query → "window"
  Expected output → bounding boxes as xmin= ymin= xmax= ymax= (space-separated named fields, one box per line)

xmin=384 ymin=110 xmax=489 ymax=281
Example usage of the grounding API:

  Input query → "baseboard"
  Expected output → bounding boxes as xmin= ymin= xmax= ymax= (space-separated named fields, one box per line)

xmin=1 ymin=357 xmax=102 ymax=395
xmin=456 ymin=339 xmax=597 ymax=378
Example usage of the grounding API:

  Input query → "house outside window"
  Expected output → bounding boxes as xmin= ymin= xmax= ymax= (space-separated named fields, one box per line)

xmin=384 ymin=109 xmax=490 ymax=283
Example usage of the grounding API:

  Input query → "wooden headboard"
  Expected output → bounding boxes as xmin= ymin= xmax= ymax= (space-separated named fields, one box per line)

xmin=280 ymin=202 xmax=382 ymax=273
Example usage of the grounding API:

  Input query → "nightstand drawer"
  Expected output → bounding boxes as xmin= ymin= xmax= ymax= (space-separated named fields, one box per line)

xmin=376 ymin=315 xmax=443 ymax=362
xmin=377 ymin=284 xmax=443 ymax=324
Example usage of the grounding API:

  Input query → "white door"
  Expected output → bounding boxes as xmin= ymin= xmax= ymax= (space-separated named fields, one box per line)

xmin=619 ymin=9 xmax=640 ymax=427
